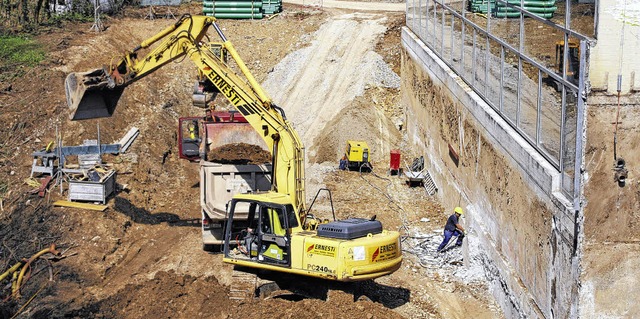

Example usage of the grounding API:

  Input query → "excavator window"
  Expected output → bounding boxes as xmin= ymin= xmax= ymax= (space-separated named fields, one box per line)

xmin=249 ymin=203 xmax=290 ymax=265
xmin=285 ymin=204 xmax=298 ymax=229
xmin=179 ymin=118 xmax=202 ymax=160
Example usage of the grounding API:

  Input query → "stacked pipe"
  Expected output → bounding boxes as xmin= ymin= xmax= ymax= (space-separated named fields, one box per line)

xmin=468 ymin=0 xmax=495 ymax=14
xmin=494 ymin=0 xmax=557 ymax=18
xmin=203 ymin=0 xmax=281 ymax=19
xmin=262 ymin=0 xmax=282 ymax=14
xmin=203 ymin=0 xmax=264 ymax=19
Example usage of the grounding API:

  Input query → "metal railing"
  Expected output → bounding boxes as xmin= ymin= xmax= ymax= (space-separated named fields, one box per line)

xmin=406 ymin=0 xmax=591 ymax=200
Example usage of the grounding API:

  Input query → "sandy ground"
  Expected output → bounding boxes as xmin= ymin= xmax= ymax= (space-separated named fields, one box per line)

xmin=0 ymin=3 xmax=503 ymax=318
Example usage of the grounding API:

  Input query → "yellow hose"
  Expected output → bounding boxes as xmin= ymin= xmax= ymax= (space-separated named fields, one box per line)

xmin=11 ymin=271 xmax=18 ymax=296
xmin=14 ymin=244 xmax=59 ymax=298
xmin=0 ymin=262 xmax=22 ymax=282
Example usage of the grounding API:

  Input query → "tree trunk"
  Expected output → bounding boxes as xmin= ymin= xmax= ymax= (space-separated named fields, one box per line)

xmin=45 ymin=0 xmax=51 ymax=19
xmin=34 ymin=0 xmax=43 ymax=23
xmin=21 ymin=0 xmax=28 ymax=24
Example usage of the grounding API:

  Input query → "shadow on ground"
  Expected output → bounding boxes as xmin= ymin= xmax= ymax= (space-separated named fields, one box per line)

xmin=113 ymin=197 xmax=200 ymax=227
xmin=237 ymin=266 xmax=410 ymax=309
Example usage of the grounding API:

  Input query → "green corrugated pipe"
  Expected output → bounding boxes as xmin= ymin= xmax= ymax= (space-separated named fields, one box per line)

xmin=495 ymin=0 xmax=555 ymax=6
xmin=203 ymin=1 xmax=263 ymax=7
xmin=495 ymin=11 xmax=553 ymax=18
xmin=494 ymin=6 xmax=556 ymax=13
xmin=214 ymin=12 xmax=264 ymax=18
xmin=524 ymin=6 xmax=557 ymax=12
xmin=203 ymin=7 xmax=262 ymax=13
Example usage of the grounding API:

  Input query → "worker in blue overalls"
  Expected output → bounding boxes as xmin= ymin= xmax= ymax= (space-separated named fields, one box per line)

xmin=339 ymin=155 xmax=348 ymax=170
xmin=437 ymin=206 xmax=466 ymax=252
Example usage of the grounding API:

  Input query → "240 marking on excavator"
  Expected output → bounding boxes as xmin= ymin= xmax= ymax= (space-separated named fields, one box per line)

xmin=307 ymin=264 xmax=334 ymax=274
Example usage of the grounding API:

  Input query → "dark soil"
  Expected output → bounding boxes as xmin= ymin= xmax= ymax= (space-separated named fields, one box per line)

xmin=208 ymin=143 xmax=272 ymax=165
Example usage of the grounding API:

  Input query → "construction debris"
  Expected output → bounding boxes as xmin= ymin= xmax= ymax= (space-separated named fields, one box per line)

xmin=26 ymin=126 xmax=138 ymax=204
xmin=118 ymin=127 xmax=140 ymax=154
xmin=67 ymin=169 xmax=116 ymax=204
xmin=404 ymin=157 xmax=438 ymax=195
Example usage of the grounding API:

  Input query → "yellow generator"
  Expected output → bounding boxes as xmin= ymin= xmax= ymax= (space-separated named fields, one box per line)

xmin=344 ymin=140 xmax=371 ymax=171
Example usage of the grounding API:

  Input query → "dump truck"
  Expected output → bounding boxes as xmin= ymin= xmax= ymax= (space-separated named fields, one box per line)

xmin=178 ymin=111 xmax=273 ymax=251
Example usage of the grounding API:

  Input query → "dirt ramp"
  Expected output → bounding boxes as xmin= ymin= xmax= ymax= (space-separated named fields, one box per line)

xmin=262 ymin=13 xmax=398 ymax=152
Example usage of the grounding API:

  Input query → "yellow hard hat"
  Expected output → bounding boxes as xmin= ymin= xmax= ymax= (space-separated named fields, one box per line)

xmin=454 ymin=207 xmax=464 ymax=215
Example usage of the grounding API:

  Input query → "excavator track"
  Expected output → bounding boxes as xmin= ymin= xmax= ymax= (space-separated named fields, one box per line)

xmin=228 ymin=266 xmax=310 ymax=301
xmin=229 ymin=267 xmax=258 ymax=301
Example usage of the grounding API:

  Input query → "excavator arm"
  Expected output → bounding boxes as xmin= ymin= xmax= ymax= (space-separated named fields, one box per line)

xmin=65 ymin=14 xmax=306 ymax=220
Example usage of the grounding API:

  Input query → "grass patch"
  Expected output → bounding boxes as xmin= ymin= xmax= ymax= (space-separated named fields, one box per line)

xmin=0 ymin=35 xmax=46 ymax=82
xmin=44 ymin=12 xmax=94 ymax=26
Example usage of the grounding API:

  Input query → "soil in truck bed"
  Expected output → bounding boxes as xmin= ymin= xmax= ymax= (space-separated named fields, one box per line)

xmin=208 ymin=143 xmax=272 ymax=165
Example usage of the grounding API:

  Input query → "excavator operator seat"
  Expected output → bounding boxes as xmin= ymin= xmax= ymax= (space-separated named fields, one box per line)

xmin=262 ymin=206 xmax=286 ymax=236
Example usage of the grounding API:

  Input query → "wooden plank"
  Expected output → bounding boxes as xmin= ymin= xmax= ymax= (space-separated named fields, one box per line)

xmin=119 ymin=127 xmax=140 ymax=153
xmin=53 ymin=200 xmax=108 ymax=211
xmin=38 ymin=176 xmax=53 ymax=197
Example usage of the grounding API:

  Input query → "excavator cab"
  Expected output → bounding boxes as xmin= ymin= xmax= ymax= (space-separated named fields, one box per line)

xmin=227 ymin=194 xmax=296 ymax=267
xmin=178 ymin=117 xmax=203 ymax=161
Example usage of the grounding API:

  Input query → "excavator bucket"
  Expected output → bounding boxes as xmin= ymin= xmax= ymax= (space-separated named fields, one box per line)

xmin=65 ymin=68 xmax=125 ymax=120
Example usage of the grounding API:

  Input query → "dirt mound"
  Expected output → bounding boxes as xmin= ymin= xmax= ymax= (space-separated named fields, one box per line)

xmin=208 ymin=143 xmax=272 ymax=165
xmin=63 ymin=270 xmax=227 ymax=318
xmin=61 ymin=270 xmax=404 ymax=319
xmin=243 ymin=289 xmax=404 ymax=319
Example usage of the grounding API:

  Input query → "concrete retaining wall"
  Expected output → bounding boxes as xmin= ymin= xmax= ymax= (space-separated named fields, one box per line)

xmin=401 ymin=27 xmax=580 ymax=318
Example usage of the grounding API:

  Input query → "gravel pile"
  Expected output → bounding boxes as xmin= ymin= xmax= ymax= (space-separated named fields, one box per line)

xmin=262 ymin=13 xmax=397 ymax=147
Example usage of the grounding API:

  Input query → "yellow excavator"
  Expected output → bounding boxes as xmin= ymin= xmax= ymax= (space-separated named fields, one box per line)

xmin=65 ymin=14 xmax=401 ymax=281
